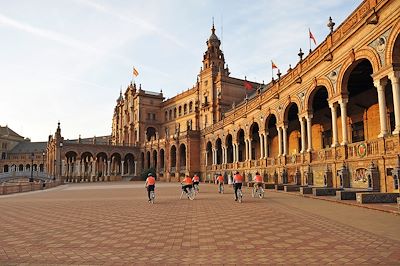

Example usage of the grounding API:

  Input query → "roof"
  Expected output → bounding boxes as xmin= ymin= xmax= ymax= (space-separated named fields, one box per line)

xmin=10 ymin=142 xmax=47 ymax=154
xmin=0 ymin=125 xmax=24 ymax=139
xmin=64 ymin=135 xmax=111 ymax=145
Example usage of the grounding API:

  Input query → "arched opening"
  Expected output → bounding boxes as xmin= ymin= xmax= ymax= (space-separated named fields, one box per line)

xmin=3 ymin=165 xmax=9 ymax=172
xmin=33 ymin=164 xmax=37 ymax=171
xmin=344 ymin=59 xmax=379 ymax=142
xmin=179 ymin=144 xmax=186 ymax=170
xmin=178 ymin=106 xmax=182 ymax=116
xmin=146 ymin=127 xmax=157 ymax=141
xmin=169 ymin=110 xmax=172 ymax=120
xmin=170 ymin=146 xmax=177 ymax=171
xmin=25 ymin=164 xmax=30 ymax=171
xmin=111 ymin=153 xmax=122 ymax=175
xmin=189 ymin=102 xmax=193 ymax=112
xmin=39 ymin=164 xmax=44 ymax=172
xmin=215 ymin=138 xmax=222 ymax=164
xmin=124 ymin=153 xmax=135 ymax=175
xmin=19 ymin=164 xmax=24 ymax=171
xmin=152 ymin=150 xmax=157 ymax=169
xmin=184 ymin=104 xmax=187 ymax=115
xmin=308 ymin=87 xmax=331 ymax=149
xmin=226 ymin=134 xmax=233 ymax=163
xmin=146 ymin=151 xmax=151 ymax=169
xmin=266 ymin=114 xmax=278 ymax=157
xmin=284 ymin=103 xmax=301 ymax=154
xmin=206 ymin=141 xmax=212 ymax=165
xmin=237 ymin=129 xmax=245 ymax=162
xmin=66 ymin=151 xmax=78 ymax=179
xmin=96 ymin=152 xmax=108 ymax=178
xmin=159 ymin=149 xmax=165 ymax=171
xmin=249 ymin=122 xmax=260 ymax=160
xmin=81 ymin=152 xmax=94 ymax=179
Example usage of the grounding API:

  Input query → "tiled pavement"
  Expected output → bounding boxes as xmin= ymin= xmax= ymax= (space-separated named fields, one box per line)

xmin=0 ymin=182 xmax=399 ymax=265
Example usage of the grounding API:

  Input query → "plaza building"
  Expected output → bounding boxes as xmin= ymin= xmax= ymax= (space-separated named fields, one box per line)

xmin=109 ymin=0 xmax=400 ymax=192
xmin=9 ymin=0 xmax=400 ymax=194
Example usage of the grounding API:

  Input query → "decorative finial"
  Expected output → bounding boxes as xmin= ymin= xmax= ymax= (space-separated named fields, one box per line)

xmin=327 ymin=16 xmax=335 ymax=34
xmin=298 ymin=48 xmax=304 ymax=61
xmin=277 ymin=69 xmax=282 ymax=79
xmin=212 ymin=17 xmax=215 ymax=33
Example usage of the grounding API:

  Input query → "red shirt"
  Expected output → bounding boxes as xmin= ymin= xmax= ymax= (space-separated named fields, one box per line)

xmin=192 ymin=175 xmax=200 ymax=182
xmin=183 ymin=177 xmax=192 ymax=185
xmin=234 ymin=174 xmax=243 ymax=183
xmin=254 ymin=175 xmax=263 ymax=183
xmin=146 ymin=176 xmax=155 ymax=185
xmin=217 ymin=175 xmax=224 ymax=182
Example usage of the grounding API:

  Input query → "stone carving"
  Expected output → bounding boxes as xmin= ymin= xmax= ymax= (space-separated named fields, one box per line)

xmin=326 ymin=65 xmax=342 ymax=94
xmin=368 ymin=28 xmax=391 ymax=67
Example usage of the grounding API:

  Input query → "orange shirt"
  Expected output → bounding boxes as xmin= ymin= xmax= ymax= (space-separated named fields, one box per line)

xmin=183 ymin=177 xmax=192 ymax=185
xmin=192 ymin=175 xmax=200 ymax=182
xmin=217 ymin=175 xmax=224 ymax=182
xmin=254 ymin=175 xmax=263 ymax=183
xmin=146 ymin=176 xmax=155 ymax=185
xmin=234 ymin=174 xmax=243 ymax=183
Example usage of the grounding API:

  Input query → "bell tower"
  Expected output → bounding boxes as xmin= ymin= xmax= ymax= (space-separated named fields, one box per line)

xmin=202 ymin=22 xmax=225 ymax=71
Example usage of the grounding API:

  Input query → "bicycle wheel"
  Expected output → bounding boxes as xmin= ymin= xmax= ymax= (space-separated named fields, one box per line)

xmin=252 ymin=187 xmax=256 ymax=198
xmin=259 ymin=189 xmax=264 ymax=199
xmin=221 ymin=185 xmax=224 ymax=194
xmin=150 ymin=191 xmax=155 ymax=203
xmin=238 ymin=190 xmax=242 ymax=203
xmin=188 ymin=190 xmax=195 ymax=200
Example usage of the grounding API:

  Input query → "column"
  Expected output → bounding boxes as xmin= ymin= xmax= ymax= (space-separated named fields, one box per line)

xmin=244 ymin=140 xmax=248 ymax=161
xmin=299 ymin=116 xmax=306 ymax=153
xmin=134 ymin=161 xmax=137 ymax=176
xmin=306 ymin=114 xmax=313 ymax=152
xmin=248 ymin=139 xmax=252 ymax=160
xmin=277 ymin=126 xmax=282 ymax=156
xmin=374 ymin=79 xmax=389 ymax=137
xmin=121 ymin=160 xmax=125 ymax=176
xmin=233 ymin=143 xmax=237 ymax=162
xmin=236 ymin=143 xmax=239 ymax=162
xmin=339 ymin=98 xmax=348 ymax=145
xmin=107 ymin=160 xmax=111 ymax=176
xmin=389 ymin=72 xmax=400 ymax=134
xmin=282 ymin=125 xmax=288 ymax=155
xmin=205 ymin=151 xmax=208 ymax=166
xmin=259 ymin=133 xmax=264 ymax=159
xmin=330 ymin=103 xmax=339 ymax=147
xmin=212 ymin=148 xmax=216 ymax=165
xmin=264 ymin=132 xmax=269 ymax=158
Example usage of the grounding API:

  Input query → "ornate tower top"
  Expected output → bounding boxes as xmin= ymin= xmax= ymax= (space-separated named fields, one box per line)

xmin=202 ymin=23 xmax=225 ymax=71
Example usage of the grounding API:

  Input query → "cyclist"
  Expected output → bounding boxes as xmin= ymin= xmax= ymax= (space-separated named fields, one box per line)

xmin=233 ymin=171 xmax=243 ymax=201
xmin=144 ymin=173 xmax=156 ymax=202
xmin=192 ymin=173 xmax=200 ymax=191
xmin=253 ymin=172 xmax=263 ymax=191
xmin=216 ymin=173 xmax=224 ymax=193
xmin=181 ymin=175 xmax=193 ymax=196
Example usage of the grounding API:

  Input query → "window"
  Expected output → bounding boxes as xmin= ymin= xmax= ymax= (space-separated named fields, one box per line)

xmin=1 ymin=152 xmax=6 ymax=159
xmin=178 ymin=106 xmax=182 ymax=116
xmin=322 ymin=130 xmax=332 ymax=148
xmin=352 ymin=121 xmax=364 ymax=143
xmin=189 ymin=102 xmax=193 ymax=112
xmin=174 ymin=108 xmax=177 ymax=118
xmin=165 ymin=111 xmax=168 ymax=121
xmin=184 ymin=104 xmax=187 ymax=115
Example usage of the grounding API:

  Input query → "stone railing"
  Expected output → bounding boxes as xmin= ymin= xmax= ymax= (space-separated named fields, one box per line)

xmin=0 ymin=181 xmax=61 ymax=196
xmin=348 ymin=139 xmax=380 ymax=159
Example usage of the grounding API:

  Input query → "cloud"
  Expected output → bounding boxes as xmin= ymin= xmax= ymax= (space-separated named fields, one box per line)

xmin=74 ymin=0 xmax=188 ymax=50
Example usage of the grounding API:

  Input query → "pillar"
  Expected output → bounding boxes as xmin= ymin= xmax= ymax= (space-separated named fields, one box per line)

xmin=299 ymin=116 xmax=306 ymax=153
xmin=282 ymin=124 xmax=288 ymax=155
xmin=264 ymin=132 xmax=269 ymax=159
xmin=339 ymin=98 xmax=348 ymax=145
xmin=121 ymin=160 xmax=125 ymax=176
xmin=306 ymin=114 xmax=313 ymax=152
xmin=374 ymin=79 xmax=389 ymax=137
xmin=248 ymin=139 xmax=252 ymax=160
xmin=388 ymin=72 xmax=400 ymax=134
xmin=277 ymin=126 xmax=282 ymax=156
xmin=259 ymin=133 xmax=264 ymax=159
xmin=330 ymin=102 xmax=339 ymax=147
xmin=134 ymin=161 xmax=137 ymax=176
xmin=107 ymin=160 xmax=111 ymax=176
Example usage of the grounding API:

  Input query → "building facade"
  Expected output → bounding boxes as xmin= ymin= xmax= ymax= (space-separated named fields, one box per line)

xmin=111 ymin=0 xmax=400 ymax=192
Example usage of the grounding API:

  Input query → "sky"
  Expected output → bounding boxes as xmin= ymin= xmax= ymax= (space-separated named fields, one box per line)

xmin=0 ymin=0 xmax=362 ymax=141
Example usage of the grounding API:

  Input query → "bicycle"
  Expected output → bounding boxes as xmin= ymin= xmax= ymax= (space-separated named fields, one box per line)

xmin=237 ymin=187 xmax=243 ymax=203
xmin=180 ymin=184 xmax=195 ymax=200
xmin=149 ymin=190 xmax=155 ymax=204
xmin=218 ymin=182 xmax=224 ymax=194
xmin=193 ymin=183 xmax=199 ymax=195
xmin=252 ymin=184 xmax=264 ymax=199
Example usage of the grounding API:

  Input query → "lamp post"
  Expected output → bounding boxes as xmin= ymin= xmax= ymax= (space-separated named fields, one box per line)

xmin=29 ymin=152 xmax=34 ymax=182
xmin=59 ymin=142 xmax=63 ymax=181
xmin=42 ymin=151 xmax=45 ymax=173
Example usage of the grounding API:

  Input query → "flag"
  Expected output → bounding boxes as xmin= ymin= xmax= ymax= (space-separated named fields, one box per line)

xmin=244 ymin=80 xmax=253 ymax=90
xmin=309 ymin=29 xmax=316 ymax=45
xmin=271 ymin=61 xmax=278 ymax=69
xmin=133 ymin=67 xmax=139 ymax=77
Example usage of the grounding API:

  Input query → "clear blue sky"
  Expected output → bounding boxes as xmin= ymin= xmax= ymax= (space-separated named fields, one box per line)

xmin=0 ymin=0 xmax=361 ymax=141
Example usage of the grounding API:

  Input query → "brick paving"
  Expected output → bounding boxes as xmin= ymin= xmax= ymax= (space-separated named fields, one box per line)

xmin=0 ymin=182 xmax=399 ymax=265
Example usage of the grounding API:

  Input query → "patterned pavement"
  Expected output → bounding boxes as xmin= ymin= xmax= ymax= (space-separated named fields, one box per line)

xmin=0 ymin=182 xmax=399 ymax=265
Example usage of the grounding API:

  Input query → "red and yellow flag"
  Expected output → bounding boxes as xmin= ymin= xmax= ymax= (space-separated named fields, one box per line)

xmin=271 ymin=61 xmax=278 ymax=69
xmin=244 ymin=80 xmax=253 ymax=90
xmin=133 ymin=67 xmax=139 ymax=77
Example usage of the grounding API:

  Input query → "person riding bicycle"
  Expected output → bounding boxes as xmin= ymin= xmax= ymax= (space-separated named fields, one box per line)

xmin=233 ymin=171 xmax=243 ymax=201
xmin=216 ymin=173 xmax=224 ymax=193
xmin=192 ymin=173 xmax=200 ymax=189
xmin=181 ymin=175 xmax=193 ymax=195
xmin=253 ymin=172 xmax=263 ymax=191
xmin=145 ymin=173 xmax=156 ymax=202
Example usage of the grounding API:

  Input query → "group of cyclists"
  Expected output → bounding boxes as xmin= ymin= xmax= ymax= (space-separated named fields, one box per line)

xmin=144 ymin=171 xmax=265 ymax=202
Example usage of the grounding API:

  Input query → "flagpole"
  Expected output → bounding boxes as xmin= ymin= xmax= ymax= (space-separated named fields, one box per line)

xmin=271 ymin=61 xmax=273 ymax=80
xmin=309 ymin=29 xmax=312 ymax=53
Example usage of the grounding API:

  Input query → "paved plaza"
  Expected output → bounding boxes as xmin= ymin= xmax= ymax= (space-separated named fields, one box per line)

xmin=0 ymin=182 xmax=399 ymax=265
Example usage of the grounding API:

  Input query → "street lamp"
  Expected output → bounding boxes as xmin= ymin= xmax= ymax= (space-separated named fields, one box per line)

xmin=42 ymin=151 xmax=45 ymax=173
xmin=29 ymin=152 xmax=34 ymax=182
xmin=59 ymin=142 xmax=63 ymax=181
